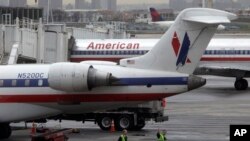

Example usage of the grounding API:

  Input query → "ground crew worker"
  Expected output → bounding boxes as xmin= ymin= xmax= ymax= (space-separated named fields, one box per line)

xmin=157 ymin=129 xmax=167 ymax=141
xmin=118 ymin=129 xmax=128 ymax=141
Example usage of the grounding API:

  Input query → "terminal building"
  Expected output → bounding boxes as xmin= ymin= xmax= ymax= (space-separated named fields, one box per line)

xmin=0 ymin=6 xmax=43 ymax=24
xmin=0 ymin=0 xmax=27 ymax=7
xmin=91 ymin=0 xmax=117 ymax=11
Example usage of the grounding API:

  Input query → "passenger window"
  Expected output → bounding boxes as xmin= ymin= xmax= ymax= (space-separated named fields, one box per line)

xmin=0 ymin=80 xmax=3 ymax=86
xmin=38 ymin=79 xmax=43 ymax=86
xmin=11 ymin=80 xmax=17 ymax=86
xmin=25 ymin=80 xmax=30 ymax=86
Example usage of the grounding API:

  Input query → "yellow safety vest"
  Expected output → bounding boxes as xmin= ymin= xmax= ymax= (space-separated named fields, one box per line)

xmin=158 ymin=133 xmax=165 ymax=141
xmin=121 ymin=134 xmax=126 ymax=141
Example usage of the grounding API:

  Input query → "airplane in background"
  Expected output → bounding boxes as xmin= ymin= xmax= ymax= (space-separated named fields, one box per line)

xmin=149 ymin=7 xmax=225 ymax=30
xmin=148 ymin=7 xmax=174 ymax=27
xmin=71 ymin=37 xmax=250 ymax=91
xmin=70 ymin=8 xmax=246 ymax=91
xmin=0 ymin=8 xmax=235 ymax=139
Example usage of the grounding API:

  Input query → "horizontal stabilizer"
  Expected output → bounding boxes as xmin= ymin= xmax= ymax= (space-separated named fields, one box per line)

xmin=182 ymin=8 xmax=237 ymax=24
xmin=183 ymin=16 xmax=230 ymax=24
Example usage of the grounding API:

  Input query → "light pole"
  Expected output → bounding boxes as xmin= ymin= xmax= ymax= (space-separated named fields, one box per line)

xmin=47 ymin=0 xmax=50 ymax=23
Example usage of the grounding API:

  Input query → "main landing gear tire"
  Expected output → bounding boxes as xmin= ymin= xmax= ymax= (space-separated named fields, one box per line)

xmin=0 ymin=123 xmax=11 ymax=139
xmin=234 ymin=79 xmax=248 ymax=90
xmin=97 ymin=116 xmax=112 ymax=131
xmin=115 ymin=115 xmax=133 ymax=131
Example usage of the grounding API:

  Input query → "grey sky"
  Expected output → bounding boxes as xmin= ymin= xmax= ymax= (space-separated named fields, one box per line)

xmin=29 ymin=0 xmax=168 ymax=5
xmin=28 ymin=0 xmax=168 ymax=6
xmin=64 ymin=0 xmax=168 ymax=5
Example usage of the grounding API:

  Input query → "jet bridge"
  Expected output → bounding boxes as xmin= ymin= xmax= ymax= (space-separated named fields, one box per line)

xmin=0 ymin=18 xmax=129 ymax=64
xmin=0 ymin=18 xmax=69 ymax=64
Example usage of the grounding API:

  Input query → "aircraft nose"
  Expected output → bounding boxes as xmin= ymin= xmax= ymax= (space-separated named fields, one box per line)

xmin=187 ymin=75 xmax=206 ymax=91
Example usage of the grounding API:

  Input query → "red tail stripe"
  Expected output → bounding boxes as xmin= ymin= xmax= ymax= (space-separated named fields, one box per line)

xmin=0 ymin=93 xmax=177 ymax=103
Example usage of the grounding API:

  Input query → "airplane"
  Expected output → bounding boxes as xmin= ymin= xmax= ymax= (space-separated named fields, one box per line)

xmin=71 ymin=37 xmax=250 ymax=91
xmin=70 ymin=8 xmax=244 ymax=91
xmin=148 ymin=7 xmax=174 ymax=27
xmin=148 ymin=7 xmax=225 ymax=30
xmin=0 ymin=8 xmax=236 ymax=139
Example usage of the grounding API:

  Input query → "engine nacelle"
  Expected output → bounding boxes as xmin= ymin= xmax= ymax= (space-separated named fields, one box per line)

xmin=48 ymin=62 xmax=113 ymax=92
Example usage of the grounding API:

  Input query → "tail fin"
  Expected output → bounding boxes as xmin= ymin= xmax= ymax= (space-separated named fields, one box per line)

xmin=149 ymin=7 xmax=163 ymax=22
xmin=120 ymin=8 xmax=237 ymax=74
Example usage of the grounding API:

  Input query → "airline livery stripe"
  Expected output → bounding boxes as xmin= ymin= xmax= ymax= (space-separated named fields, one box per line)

xmin=0 ymin=93 xmax=177 ymax=103
xmin=117 ymin=77 xmax=187 ymax=85
xmin=0 ymin=77 xmax=188 ymax=88
xmin=71 ymin=50 xmax=250 ymax=57
xmin=71 ymin=50 xmax=148 ymax=55
xmin=0 ymin=79 xmax=48 ymax=87
xmin=71 ymin=57 xmax=250 ymax=62
xmin=201 ymin=57 xmax=250 ymax=61
xmin=204 ymin=50 xmax=250 ymax=55
xmin=70 ymin=57 xmax=122 ymax=62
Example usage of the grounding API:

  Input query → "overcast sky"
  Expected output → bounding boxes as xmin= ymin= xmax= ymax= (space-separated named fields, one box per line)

xmin=65 ymin=0 xmax=168 ymax=5
xmin=28 ymin=0 xmax=168 ymax=5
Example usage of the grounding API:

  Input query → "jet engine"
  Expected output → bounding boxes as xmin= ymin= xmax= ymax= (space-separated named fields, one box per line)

xmin=48 ymin=62 xmax=114 ymax=92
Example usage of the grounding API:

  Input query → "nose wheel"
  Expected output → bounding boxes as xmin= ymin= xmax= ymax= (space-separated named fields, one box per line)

xmin=234 ymin=78 xmax=248 ymax=90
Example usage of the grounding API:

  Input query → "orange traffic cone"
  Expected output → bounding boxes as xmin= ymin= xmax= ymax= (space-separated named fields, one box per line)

xmin=110 ymin=119 xmax=116 ymax=132
xmin=30 ymin=122 xmax=36 ymax=135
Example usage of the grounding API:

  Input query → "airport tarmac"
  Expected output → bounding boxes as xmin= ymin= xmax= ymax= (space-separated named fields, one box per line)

xmin=5 ymin=76 xmax=250 ymax=141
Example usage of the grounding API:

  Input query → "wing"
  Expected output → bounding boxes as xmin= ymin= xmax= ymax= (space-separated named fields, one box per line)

xmin=194 ymin=63 xmax=250 ymax=78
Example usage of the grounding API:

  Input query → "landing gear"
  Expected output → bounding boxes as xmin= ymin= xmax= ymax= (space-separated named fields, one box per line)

xmin=234 ymin=78 xmax=248 ymax=90
xmin=0 ymin=123 xmax=11 ymax=139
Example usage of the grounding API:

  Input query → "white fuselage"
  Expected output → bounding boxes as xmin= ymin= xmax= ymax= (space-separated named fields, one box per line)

xmin=71 ymin=38 xmax=250 ymax=66
xmin=0 ymin=64 xmax=189 ymax=122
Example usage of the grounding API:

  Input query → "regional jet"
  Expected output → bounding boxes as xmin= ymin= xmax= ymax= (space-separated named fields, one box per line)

xmin=0 ymin=8 xmax=236 ymax=139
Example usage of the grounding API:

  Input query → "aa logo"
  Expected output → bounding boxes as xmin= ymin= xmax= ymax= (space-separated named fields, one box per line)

xmin=171 ymin=32 xmax=191 ymax=67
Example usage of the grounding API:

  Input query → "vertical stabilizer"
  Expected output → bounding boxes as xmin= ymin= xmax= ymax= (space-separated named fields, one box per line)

xmin=149 ymin=7 xmax=164 ymax=22
xmin=120 ymin=8 xmax=237 ymax=74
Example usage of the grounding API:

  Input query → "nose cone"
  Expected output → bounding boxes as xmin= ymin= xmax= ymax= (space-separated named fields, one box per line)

xmin=188 ymin=75 xmax=206 ymax=91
